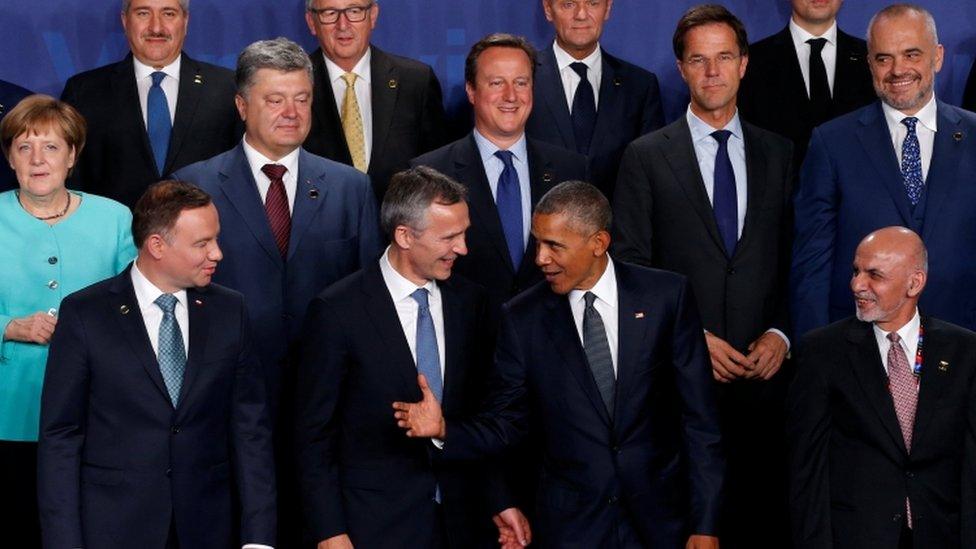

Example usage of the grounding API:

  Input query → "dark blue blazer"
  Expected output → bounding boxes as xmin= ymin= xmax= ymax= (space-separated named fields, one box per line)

xmin=38 ymin=268 xmax=276 ymax=548
xmin=792 ymin=100 xmax=976 ymax=338
xmin=0 ymin=79 xmax=31 ymax=191
xmin=443 ymin=261 xmax=725 ymax=547
xmin=526 ymin=45 xmax=664 ymax=200
xmin=174 ymin=146 xmax=382 ymax=403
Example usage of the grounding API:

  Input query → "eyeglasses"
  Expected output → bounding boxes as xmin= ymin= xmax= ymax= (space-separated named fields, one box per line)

xmin=308 ymin=3 xmax=374 ymax=25
xmin=682 ymin=53 xmax=740 ymax=70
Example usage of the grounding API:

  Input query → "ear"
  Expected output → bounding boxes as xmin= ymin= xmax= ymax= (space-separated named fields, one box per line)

xmin=392 ymin=225 xmax=412 ymax=250
xmin=738 ymin=53 xmax=749 ymax=80
xmin=591 ymin=229 xmax=611 ymax=256
xmin=542 ymin=0 xmax=554 ymax=22
xmin=234 ymin=94 xmax=247 ymax=122
xmin=66 ymin=146 xmax=77 ymax=170
xmin=305 ymin=10 xmax=318 ymax=36
xmin=465 ymin=81 xmax=476 ymax=105
xmin=907 ymin=270 xmax=927 ymax=297
xmin=145 ymin=234 xmax=168 ymax=260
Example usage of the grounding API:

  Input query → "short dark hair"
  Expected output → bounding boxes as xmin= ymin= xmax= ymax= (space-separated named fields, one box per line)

xmin=464 ymin=33 xmax=537 ymax=86
xmin=673 ymin=4 xmax=749 ymax=60
xmin=132 ymin=180 xmax=213 ymax=248
xmin=381 ymin=166 xmax=467 ymax=238
xmin=535 ymin=180 xmax=611 ymax=235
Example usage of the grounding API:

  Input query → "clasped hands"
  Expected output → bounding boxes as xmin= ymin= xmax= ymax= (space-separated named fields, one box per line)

xmin=707 ymin=331 xmax=787 ymax=383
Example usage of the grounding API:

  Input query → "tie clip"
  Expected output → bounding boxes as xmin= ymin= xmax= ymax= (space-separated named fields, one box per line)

xmin=938 ymin=360 xmax=949 ymax=372
xmin=194 ymin=299 xmax=203 ymax=306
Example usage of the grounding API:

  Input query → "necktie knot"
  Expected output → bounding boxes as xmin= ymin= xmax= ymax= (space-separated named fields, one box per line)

xmin=901 ymin=116 xmax=919 ymax=133
xmin=494 ymin=149 xmax=516 ymax=169
xmin=711 ymin=129 xmax=732 ymax=146
xmin=261 ymin=163 xmax=287 ymax=181
xmin=151 ymin=71 xmax=166 ymax=87
xmin=570 ymin=61 xmax=589 ymax=79
xmin=584 ymin=291 xmax=597 ymax=308
xmin=341 ymin=72 xmax=358 ymax=88
xmin=154 ymin=293 xmax=178 ymax=314
xmin=887 ymin=331 xmax=902 ymax=344
xmin=411 ymin=288 xmax=430 ymax=310
xmin=806 ymin=37 xmax=828 ymax=54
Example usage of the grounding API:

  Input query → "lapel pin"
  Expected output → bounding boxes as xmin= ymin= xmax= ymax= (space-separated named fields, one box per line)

xmin=938 ymin=360 xmax=949 ymax=372
xmin=388 ymin=79 xmax=398 ymax=89
xmin=954 ymin=131 xmax=963 ymax=142
xmin=0 ymin=104 xmax=5 ymax=115
xmin=309 ymin=188 xmax=320 ymax=199
xmin=119 ymin=304 xmax=130 ymax=315
xmin=543 ymin=172 xmax=553 ymax=183
xmin=193 ymin=73 xmax=203 ymax=85
xmin=613 ymin=78 xmax=622 ymax=87
xmin=194 ymin=299 xmax=203 ymax=306
xmin=634 ymin=312 xmax=645 ymax=319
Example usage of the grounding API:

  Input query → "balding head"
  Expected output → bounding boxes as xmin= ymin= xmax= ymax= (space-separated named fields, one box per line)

xmin=851 ymin=226 xmax=927 ymax=331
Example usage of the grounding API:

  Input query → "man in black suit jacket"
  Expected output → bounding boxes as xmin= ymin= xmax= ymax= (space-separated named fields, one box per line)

xmin=38 ymin=181 xmax=275 ymax=548
xmin=526 ymin=0 xmax=664 ymax=200
xmin=739 ymin=0 xmax=875 ymax=169
xmin=302 ymin=0 xmax=448 ymax=201
xmin=613 ymin=6 xmax=794 ymax=547
xmin=394 ymin=181 xmax=724 ymax=548
xmin=296 ymin=167 xmax=504 ymax=548
xmin=789 ymin=227 xmax=976 ymax=549
xmin=60 ymin=0 xmax=241 ymax=207
xmin=0 ymin=79 xmax=31 ymax=191
xmin=412 ymin=34 xmax=587 ymax=321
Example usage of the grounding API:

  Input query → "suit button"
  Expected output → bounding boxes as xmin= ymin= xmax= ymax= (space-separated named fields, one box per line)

xmin=905 ymin=471 xmax=914 ymax=478
xmin=171 ymin=425 xmax=180 ymax=434
xmin=727 ymin=268 xmax=735 ymax=275
xmin=48 ymin=256 xmax=58 ymax=265
xmin=47 ymin=280 xmax=59 ymax=289
xmin=612 ymin=446 xmax=620 ymax=454
xmin=608 ymin=495 xmax=618 ymax=504
xmin=165 ymin=468 xmax=172 ymax=478
xmin=892 ymin=513 xmax=902 ymax=522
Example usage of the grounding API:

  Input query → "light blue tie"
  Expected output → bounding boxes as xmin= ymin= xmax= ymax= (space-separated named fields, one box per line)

xmin=901 ymin=117 xmax=924 ymax=206
xmin=410 ymin=288 xmax=443 ymax=403
xmin=155 ymin=294 xmax=186 ymax=407
xmin=147 ymin=71 xmax=172 ymax=176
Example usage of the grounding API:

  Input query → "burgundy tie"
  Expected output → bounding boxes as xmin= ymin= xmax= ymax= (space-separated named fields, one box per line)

xmin=887 ymin=331 xmax=917 ymax=528
xmin=261 ymin=163 xmax=291 ymax=258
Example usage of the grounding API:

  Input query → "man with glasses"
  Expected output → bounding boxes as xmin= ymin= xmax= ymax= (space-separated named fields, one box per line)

xmin=303 ymin=0 xmax=448 ymax=202
xmin=612 ymin=5 xmax=794 ymax=547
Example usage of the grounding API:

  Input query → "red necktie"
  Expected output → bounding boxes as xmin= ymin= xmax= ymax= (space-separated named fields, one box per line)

xmin=261 ymin=163 xmax=290 ymax=258
xmin=887 ymin=331 xmax=917 ymax=528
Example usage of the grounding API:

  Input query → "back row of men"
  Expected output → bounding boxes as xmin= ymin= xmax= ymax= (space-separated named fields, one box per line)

xmin=11 ymin=0 xmax=976 ymax=548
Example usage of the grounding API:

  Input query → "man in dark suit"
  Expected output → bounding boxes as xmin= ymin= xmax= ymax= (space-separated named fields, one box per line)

xmin=412 ymin=34 xmax=587 ymax=320
xmin=38 ymin=180 xmax=276 ymax=549
xmin=0 ymin=79 xmax=31 ymax=190
xmin=302 ymin=0 xmax=447 ymax=201
xmin=789 ymin=226 xmax=976 ymax=549
xmin=792 ymin=5 xmax=976 ymax=339
xmin=739 ymin=0 xmax=875 ymax=168
xmin=296 ymin=167 xmax=506 ymax=548
xmin=394 ymin=181 xmax=724 ymax=549
xmin=612 ymin=6 xmax=793 ymax=547
xmin=60 ymin=0 xmax=241 ymax=207
xmin=174 ymin=37 xmax=381 ymax=548
xmin=526 ymin=0 xmax=664 ymax=200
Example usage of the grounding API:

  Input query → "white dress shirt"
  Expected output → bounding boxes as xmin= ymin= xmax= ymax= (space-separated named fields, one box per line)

xmin=569 ymin=257 xmax=619 ymax=374
xmin=789 ymin=19 xmax=838 ymax=97
xmin=379 ymin=247 xmax=446 ymax=377
xmin=872 ymin=308 xmax=921 ymax=379
xmin=472 ymin=129 xmax=532 ymax=250
xmin=325 ymin=49 xmax=373 ymax=167
xmin=552 ymin=41 xmax=603 ymax=111
xmin=134 ymin=55 xmax=180 ymax=126
xmin=882 ymin=95 xmax=938 ymax=182
xmin=241 ymin=137 xmax=300 ymax=213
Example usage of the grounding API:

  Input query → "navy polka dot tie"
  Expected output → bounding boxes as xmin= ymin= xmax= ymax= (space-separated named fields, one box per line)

xmin=900 ymin=117 xmax=923 ymax=206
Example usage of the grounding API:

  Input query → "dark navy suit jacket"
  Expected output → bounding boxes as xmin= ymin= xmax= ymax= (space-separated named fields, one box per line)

xmin=0 ymin=79 xmax=31 ymax=191
xmin=38 ymin=268 xmax=276 ymax=548
xmin=792 ymin=100 xmax=976 ymax=337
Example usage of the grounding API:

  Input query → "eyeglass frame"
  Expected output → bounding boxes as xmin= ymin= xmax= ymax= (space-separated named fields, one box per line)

xmin=679 ymin=52 xmax=743 ymax=70
xmin=307 ymin=2 xmax=375 ymax=25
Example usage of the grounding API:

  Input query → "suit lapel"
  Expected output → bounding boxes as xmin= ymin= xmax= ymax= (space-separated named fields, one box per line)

xmin=109 ymin=268 xmax=172 ymax=406
xmin=920 ymin=102 xmax=965 ymax=242
xmin=846 ymin=320 xmax=908 ymax=456
xmin=439 ymin=279 xmax=466 ymax=415
xmin=737 ymin=124 xmax=769 ymax=255
xmin=217 ymin=145 xmax=283 ymax=267
xmin=855 ymin=104 xmax=914 ymax=227
xmin=612 ymin=263 xmax=648 ymax=433
xmin=113 ymin=55 xmax=156 ymax=176
xmin=832 ymin=31 xmax=869 ymax=113
xmin=311 ymin=48 xmax=353 ymax=164
xmin=361 ymin=265 xmax=420 ymax=391
xmin=911 ymin=317 xmax=952 ymax=451
xmin=288 ymin=150 xmax=331 ymax=259
xmin=772 ymin=28 xmax=810 ymax=109
xmin=661 ymin=118 xmax=726 ymax=253
xmin=165 ymin=53 xmax=204 ymax=175
xmin=537 ymin=46 xmax=576 ymax=150
xmin=369 ymin=48 xmax=397 ymax=170
xmin=523 ymin=139 xmax=558 ymax=276
xmin=177 ymin=287 xmax=210 ymax=410
xmin=590 ymin=51 xmax=622 ymax=154
xmin=456 ymin=135 xmax=515 ymax=272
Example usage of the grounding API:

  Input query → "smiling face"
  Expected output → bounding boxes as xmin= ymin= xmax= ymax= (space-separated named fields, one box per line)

xmin=122 ymin=0 xmax=188 ymax=69
xmin=677 ymin=22 xmax=748 ymax=121
xmin=532 ymin=211 xmax=608 ymax=295
xmin=396 ymin=200 xmax=470 ymax=284
xmin=236 ymin=68 xmax=312 ymax=161
xmin=543 ymin=0 xmax=613 ymax=59
xmin=153 ymin=203 xmax=223 ymax=292
xmin=305 ymin=0 xmax=377 ymax=73
xmin=868 ymin=11 xmax=943 ymax=115
xmin=467 ymin=46 xmax=534 ymax=149
xmin=8 ymin=125 xmax=75 ymax=200
xmin=851 ymin=232 xmax=925 ymax=330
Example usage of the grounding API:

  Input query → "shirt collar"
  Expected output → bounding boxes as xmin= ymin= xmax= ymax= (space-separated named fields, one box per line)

xmin=552 ymin=40 xmax=602 ymax=72
xmin=325 ymin=47 xmax=372 ymax=84
xmin=872 ymin=308 xmax=921 ymax=347
xmin=241 ymin=136 xmax=301 ymax=173
xmin=131 ymin=261 xmax=187 ymax=312
xmin=473 ymin=128 xmax=528 ymax=165
xmin=133 ymin=54 xmax=182 ymax=82
xmin=881 ymin=94 xmax=938 ymax=133
xmin=789 ymin=18 xmax=838 ymax=48
xmin=568 ymin=255 xmax=617 ymax=309
xmin=379 ymin=246 xmax=438 ymax=303
xmin=686 ymin=105 xmax=743 ymax=144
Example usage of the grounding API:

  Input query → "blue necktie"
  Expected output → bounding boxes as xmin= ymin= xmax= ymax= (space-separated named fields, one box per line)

xmin=901 ymin=117 xmax=924 ymax=206
xmin=569 ymin=62 xmax=596 ymax=155
xmin=493 ymin=150 xmax=524 ymax=269
xmin=711 ymin=129 xmax=738 ymax=257
xmin=155 ymin=294 xmax=186 ymax=407
xmin=582 ymin=292 xmax=615 ymax=417
xmin=410 ymin=288 xmax=443 ymax=404
xmin=147 ymin=71 xmax=172 ymax=176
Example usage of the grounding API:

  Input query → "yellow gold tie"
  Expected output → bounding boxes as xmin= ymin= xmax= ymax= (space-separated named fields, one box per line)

xmin=340 ymin=72 xmax=367 ymax=172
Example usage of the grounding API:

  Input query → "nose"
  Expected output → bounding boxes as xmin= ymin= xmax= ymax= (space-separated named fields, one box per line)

xmin=535 ymin=244 xmax=550 ymax=267
xmin=209 ymin=241 xmax=223 ymax=262
xmin=336 ymin=11 xmax=351 ymax=30
xmin=704 ymin=58 xmax=720 ymax=77
xmin=455 ymin=234 xmax=468 ymax=257
xmin=501 ymin=81 xmax=517 ymax=102
xmin=573 ymin=4 xmax=587 ymax=19
xmin=851 ymin=272 xmax=865 ymax=293
xmin=281 ymin=98 xmax=298 ymax=118
xmin=148 ymin=12 xmax=163 ymax=33
xmin=29 ymin=146 xmax=44 ymax=165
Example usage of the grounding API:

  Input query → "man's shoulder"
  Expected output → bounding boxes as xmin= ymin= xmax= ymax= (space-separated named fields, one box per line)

xmin=298 ymin=148 xmax=371 ymax=188
xmin=60 ymin=271 xmax=128 ymax=313
xmin=627 ymin=118 xmax=686 ymax=152
xmin=815 ymin=101 xmax=879 ymax=137
xmin=173 ymin=146 xmax=239 ymax=182
xmin=746 ymin=26 xmax=791 ymax=62
xmin=926 ymin=316 xmax=976 ymax=344
xmin=836 ymin=28 xmax=868 ymax=53
xmin=412 ymin=136 xmax=468 ymax=168
xmin=742 ymin=120 xmax=794 ymax=155
xmin=614 ymin=259 xmax=689 ymax=295
xmin=527 ymin=136 xmax=587 ymax=166
xmin=0 ymin=79 xmax=31 ymax=103
xmin=314 ymin=266 xmax=371 ymax=306
xmin=601 ymin=48 xmax=658 ymax=85
xmin=372 ymin=46 xmax=437 ymax=79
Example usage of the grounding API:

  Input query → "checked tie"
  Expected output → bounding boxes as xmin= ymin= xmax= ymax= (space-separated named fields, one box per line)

xmin=887 ymin=332 xmax=917 ymax=528
xmin=261 ymin=164 xmax=291 ymax=258
xmin=155 ymin=294 xmax=186 ymax=407
xmin=901 ymin=117 xmax=924 ymax=206
xmin=340 ymin=72 xmax=367 ymax=172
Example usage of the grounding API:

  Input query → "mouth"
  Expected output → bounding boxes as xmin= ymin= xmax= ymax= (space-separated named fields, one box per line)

xmin=854 ymin=295 xmax=875 ymax=308
xmin=542 ymin=270 xmax=561 ymax=281
xmin=30 ymin=171 xmax=50 ymax=178
xmin=497 ymin=105 xmax=520 ymax=114
xmin=886 ymin=75 xmax=920 ymax=90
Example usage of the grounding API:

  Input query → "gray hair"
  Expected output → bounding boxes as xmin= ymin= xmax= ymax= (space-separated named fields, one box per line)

xmin=535 ymin=180 xmax=611 ymax=235
xmin=305 ymin=0 xmax=378 ymax=10
xmin=867 ymin=4 xmax=939 ymax=48
xmin=123 ymin=0 xmax=188 ymax=12
xmin=381 ymin=166 xmax=467 ymax=238
xmin=235 ymin=37 xmax=313 ymax=97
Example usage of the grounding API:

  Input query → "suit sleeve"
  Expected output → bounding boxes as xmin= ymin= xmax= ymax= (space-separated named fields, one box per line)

xmin=787 ymin=335 xmax=833 ymax=549
xmin=295 ymin=297 xmax=351 ymax=541
xmin=672 ymin=279 xmax=724 ymax=536
xmin=610 ymin=142 xmax=655 ymax=267
xmin=640 ymin=73 xmax=665 ymax=134
xmin=772 ymin=140 xmax=796 ymax=340
xmin=791 ymin=127 xmax=838 ymax=339
xmin=356 ymin=173 xmax=384 ymax=265
xmin=418 ymin=67 xmax=449 ymax=154
xmin=231 ymin=298 xmax=277 ymax=544
xmin=36 ymin=297 xmax=89 ymax=549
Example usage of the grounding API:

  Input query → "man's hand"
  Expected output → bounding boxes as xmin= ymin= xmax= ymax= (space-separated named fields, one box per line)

xmin=705 ymin=332 xmax=750 ymax=383
xmin=318 ymin=533 xmax=354 ymax=549
xmin=4 ymin=311 xmax=57 ymax=344
xmin=745 ymin=331 xmax=788 ymax=380
xmin=493 ymin=507 xmax=531 ymax=548
xmin=686 ymin=534 xmax=719 ymax=549
xmin=392 ymin=374 xmax=446 ymax=438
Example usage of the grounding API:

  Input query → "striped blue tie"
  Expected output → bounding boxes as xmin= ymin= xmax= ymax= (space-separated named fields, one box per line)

xmin=155 ymin=294 xmax=185 ymax=406
xmin=410 ymin=289 xmax=443 ymax=403
xmin=147 ymin=71 xmax=172 ymax=176
xmin=583 ymin=291 xmax=615 ymax=417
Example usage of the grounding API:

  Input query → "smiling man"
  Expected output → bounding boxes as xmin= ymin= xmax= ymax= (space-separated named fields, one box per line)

xmin=60 ymin=0 xmax=241 ymax=208
xmin=789 ymin=226 xmax=976 ymax=549
xmin=792 ymin=4 xmax=976 ymax=343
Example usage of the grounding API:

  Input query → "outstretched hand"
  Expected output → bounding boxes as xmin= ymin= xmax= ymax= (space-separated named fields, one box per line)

xmin=392 ymin=374 xmax=446 ymax=438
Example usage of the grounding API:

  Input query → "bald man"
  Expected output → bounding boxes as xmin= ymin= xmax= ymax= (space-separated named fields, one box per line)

xmin=789 ymin=227 xmax=976 ymax=549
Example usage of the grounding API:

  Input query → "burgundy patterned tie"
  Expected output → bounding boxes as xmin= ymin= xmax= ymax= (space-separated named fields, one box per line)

xmin=261 ymin=163 xmax=290 ymax=258
xmin=887 ymin=331 xmax=917 ymax=528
